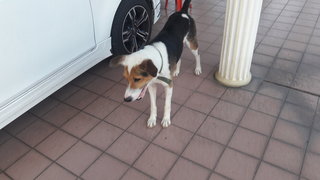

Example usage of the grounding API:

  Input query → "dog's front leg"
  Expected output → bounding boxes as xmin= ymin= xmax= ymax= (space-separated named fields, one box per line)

xmin=161 ymin=86 xmax=172 ymax=128
xmin=147 ymin=84 xmax=157 ymax=128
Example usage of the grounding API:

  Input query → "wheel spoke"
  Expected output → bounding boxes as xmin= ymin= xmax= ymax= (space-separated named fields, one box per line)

xmin=137 ymin=29 xmax=149 ymax=42
xmin=128 ymin=8 xmax=136 ymax=22
xmin=132 ymin=36 xmax=139 ymax=52
xmin=122 ymin=30 xmax=132 ymax=43
xmin=136 ymin=10 xmax=148 ymax=27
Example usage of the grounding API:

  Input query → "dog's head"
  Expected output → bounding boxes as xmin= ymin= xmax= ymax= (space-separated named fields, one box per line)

xmin=109 ymin=55 xmax=158 ymax=102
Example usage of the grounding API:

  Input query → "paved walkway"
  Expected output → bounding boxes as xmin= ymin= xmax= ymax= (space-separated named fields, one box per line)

xmin=1 ymin=0 xmax=320 ymax=179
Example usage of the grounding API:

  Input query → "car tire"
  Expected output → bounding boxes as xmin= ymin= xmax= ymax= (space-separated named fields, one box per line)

xmin=111 ymin=0 xmax=153 ymax=55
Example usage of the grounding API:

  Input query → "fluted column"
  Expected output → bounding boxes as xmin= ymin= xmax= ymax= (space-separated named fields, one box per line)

xmin=215 ymin=0 xmax=263 ymax=87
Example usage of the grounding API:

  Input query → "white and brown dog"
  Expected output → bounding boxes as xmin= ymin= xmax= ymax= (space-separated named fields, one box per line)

xmin=110 ymin=0 xmax=201 ymax=128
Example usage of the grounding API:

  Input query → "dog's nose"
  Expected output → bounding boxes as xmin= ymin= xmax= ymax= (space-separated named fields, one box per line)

xmin=124 ymin=96 xmax=133 ymax=102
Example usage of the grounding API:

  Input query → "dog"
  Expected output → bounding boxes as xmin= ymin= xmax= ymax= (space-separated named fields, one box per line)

xmin=109 ymin=0 xmax=201 ymax=128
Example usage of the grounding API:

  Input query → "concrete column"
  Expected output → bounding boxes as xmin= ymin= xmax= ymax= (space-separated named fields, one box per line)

xmin=215 ymin=0 xmax=263 ymax=87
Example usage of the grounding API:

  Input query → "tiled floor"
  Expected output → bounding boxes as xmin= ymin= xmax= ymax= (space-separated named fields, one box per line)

xmin=1 ymin=0 xmax=320 ymax=179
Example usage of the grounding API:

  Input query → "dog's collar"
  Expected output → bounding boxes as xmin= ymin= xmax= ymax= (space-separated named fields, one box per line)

xmin=150 ymin=44 xmax=164 ymax=73
xmin=157 ymin=76 xmax=172 ymax=85
xmin=150 ymin=44 xmax=172 ymax=85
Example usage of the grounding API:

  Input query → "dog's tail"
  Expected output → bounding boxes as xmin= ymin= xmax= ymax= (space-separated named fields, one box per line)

xmin=180 ymin=0 xmax=191 ymax=13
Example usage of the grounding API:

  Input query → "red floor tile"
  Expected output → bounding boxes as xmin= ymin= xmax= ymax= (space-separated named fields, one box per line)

xmin=36 ymin=130 xmax=77 ymax=160
xmin=84 ymin=76 xmax=115 ymax=95
xmin=196 ymin=79 xmax=226 ymax=98
xmin=127 ymin=114 xmax=162 ymax=141
xmin=0 ymin=173 xmax=10 ymax=180
xmin=84 ymin=97 xmax=120 ymax=119
xmin=104 ymin=83 xmax=126 ymax=103
xmin=272 ymin=119 xmax=310 ymax=148
xmin=209 ymin=173 xmax=229 ymax=180
xmin=308 ymin=130 xmax=320 ymax=154
xmin=280 ymin=103 xmax=314 ymax=127
xmin=0 ymin=138 xmax=29 ymax=170
xmin=258 ymin=82 xmax=288 ymax=100
xmin=255 ymin=162 xmax=298 ymax=180
xmin=172 ymin=106 xmax=207 ymax=132
xmin=197 ymin=116 xmax=236 ymax=145
xmin=65 ymin=89 xmax=98 ymax=110
xmin=229 ymin=127 xmax=268 ymax=158
xmin=221 ymin=89 xmax=254 ymax=107
xmin=134 ymin=144 xmax=177 ymax=179
xmin=211 ymin=100 xmax=246 ymax=124
xmin=52 ymin=84 xmax=79 ymax=101
xmin=121 ymin=168 xmax=151 ymax=180
xmin=61 ymin=112 xmax=100 ymax=138
xmin=301 ymin=152 xmax=320 ymax=180
xmin=83 ymin=122 xmax=123 ymax=150
xmin=153 ymin=125 xmax=193 ymax=154
xmin=185 ymin=92 xmax=218 ymax=114
xmin=4 ymin=113 xmax=38 ymax=135
xmin=166 ymin=158 xmax=210 ymax=180
xmin=36 ymin=163 xmax=76 ymax=180
xmin=215 ymin=148 xmax=259 ymax=180
xmin=30 ymin=97 xmax=59 ymax=117
xmin=81 ymin=154 xmax=128 ymax=180
xmin=17 ymin=120 xmax=56 ymax=147
xmin=104 ymin=105 xmax=141 ymax=129
xmin=107 ymin=132 xmax=148 ymax=164
xmin=250 ymin=94 xmax=283 ymax=116
xmin=263 ymin=139 xmax=304 ymax=174
xmin=182 ymin=135 xmax=223 ymax=169
xmin=240 ymin=109 xmax=276 ymax=136
xmin=57 ymin=141 xmax=101 ymax=175
xmin=42 ymin=103 xmax=79 ymax=127
xmin=6 ymin=150 xmax=51 ymax=180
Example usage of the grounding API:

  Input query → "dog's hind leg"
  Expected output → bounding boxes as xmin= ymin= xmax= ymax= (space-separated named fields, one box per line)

xmin=185 ymin=18 xmax=202 ymax=75
xmin=147 ymin=84 xmax=157 ymax=128
xmin=173 ymin=59 xmax=181 ymax=77
xmin=161 ymin=86 xmax=172 ymax=128
xmin=185 ymin=38 xmax=202 ymax=75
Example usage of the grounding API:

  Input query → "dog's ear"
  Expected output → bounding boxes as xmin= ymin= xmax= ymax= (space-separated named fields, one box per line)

xmin=139 ymin=59 xmax=158 ymax=77
xmin=109 ymin=55 xmax=126 ymax=67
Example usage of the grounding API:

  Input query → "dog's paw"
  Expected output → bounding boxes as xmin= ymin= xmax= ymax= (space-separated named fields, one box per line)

xmin=161 ymin=118 xmax=171 ymax=128
xmin=147 ymin=117 xmax=156 ymax=128
xmin=173 ymin=70 xmax=180 ymax=77
xmin=194 ymin=67 xmax=202 ymax=76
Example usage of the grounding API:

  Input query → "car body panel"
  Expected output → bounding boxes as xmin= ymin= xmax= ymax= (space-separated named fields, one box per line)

xmin=0 ymin=0 xmax=160 ymax=129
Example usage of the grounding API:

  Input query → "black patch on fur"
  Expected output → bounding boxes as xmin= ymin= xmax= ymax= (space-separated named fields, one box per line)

xmin=109 ymin=55 xmax=125 ymax=67
xmin=149 ymin=10 xmax=197 ymax=71
xmin=140 ymin=59 xmax=158 ymax=77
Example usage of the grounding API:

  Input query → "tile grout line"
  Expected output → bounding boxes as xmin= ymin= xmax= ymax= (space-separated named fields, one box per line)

xmin=162 ymin=76 xmax=227 ymax=180
xmin=22 ymin=79 xmax=128 ymax=179
xmin=298 ymin=97 xmax=320 ymax=179
xmin=252 ymin=0 xmax=311 ymax=178
xmin=208 ymin=82 xmax=267 ymax=180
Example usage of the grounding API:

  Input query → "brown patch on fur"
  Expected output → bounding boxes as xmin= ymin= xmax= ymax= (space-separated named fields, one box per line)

xmin=170 ymin=63 xmax=177 ymax=76
xmin=187 ymin=36 xmax=199 ymax=50
xmin=109 ymin=55 xmax=125 ymax=67
xmin=122 ymin=60 xmax=157 ymax=89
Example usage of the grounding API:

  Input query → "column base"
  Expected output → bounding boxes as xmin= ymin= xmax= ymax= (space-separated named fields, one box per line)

xmin=214 ymin=71 xmax=252 ymax=87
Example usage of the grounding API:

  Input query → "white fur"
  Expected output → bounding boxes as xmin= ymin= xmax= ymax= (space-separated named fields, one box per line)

xmin=122 ymin=35 xmax=201 ymax=128
xmin=161 ymin=87 xmax=172 ymax=127
xmin=182 ymin=14 xmax=189 ymax=19
xmin=185 ymin=40 xmax=202 ymax=75
xmin=147 ymin=84 xmax=157 ymax=128
xmin=173 ymin=59 xmax=181 ymax=76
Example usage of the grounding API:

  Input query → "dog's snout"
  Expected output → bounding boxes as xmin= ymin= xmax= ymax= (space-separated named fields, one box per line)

xmin=124 ymin=96 xmax=133 ymax=102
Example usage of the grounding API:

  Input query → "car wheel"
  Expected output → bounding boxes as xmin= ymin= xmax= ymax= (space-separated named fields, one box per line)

xmin=111 ymin=0 xmax=152 ymax=55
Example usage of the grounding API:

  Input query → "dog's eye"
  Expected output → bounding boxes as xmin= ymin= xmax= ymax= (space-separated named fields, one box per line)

xmin=134 ymin=78 xmax=141 ymax=82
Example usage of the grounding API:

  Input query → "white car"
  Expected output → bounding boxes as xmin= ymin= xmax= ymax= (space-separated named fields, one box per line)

xmin=0 ymin=0 xmax=161 ymax=129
